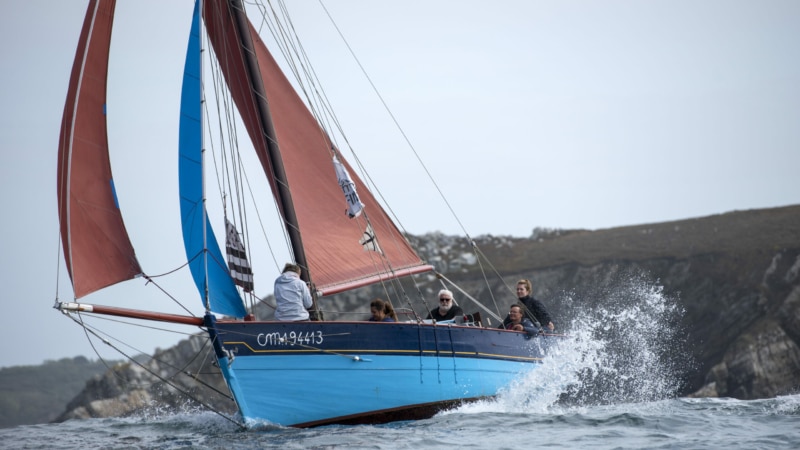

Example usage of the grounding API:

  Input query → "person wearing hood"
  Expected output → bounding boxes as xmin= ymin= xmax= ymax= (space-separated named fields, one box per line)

xmin=274 ymin=263 xmax=313 ymax=321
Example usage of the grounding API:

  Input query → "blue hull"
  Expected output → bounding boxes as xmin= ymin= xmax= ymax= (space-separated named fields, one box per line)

xmin=206 ymin=317 xmax=552 ymax=427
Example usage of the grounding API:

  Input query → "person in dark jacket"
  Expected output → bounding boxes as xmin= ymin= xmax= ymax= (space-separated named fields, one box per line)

xmin=498 ymin=303 xmax=539 ymax=336
xmin=515 ymin=278 xmax=554 ymax=331
xmin=426 ymin=289 xmax=464 ymax=322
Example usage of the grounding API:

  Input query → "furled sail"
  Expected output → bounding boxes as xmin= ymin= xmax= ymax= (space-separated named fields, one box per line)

xmin=178 ymin=0 xmax=246 ymax=318
xmin=57 ymin=0 xmax=142 ymax=298
xmin=202 ymin=0 xmax=432 ymax=296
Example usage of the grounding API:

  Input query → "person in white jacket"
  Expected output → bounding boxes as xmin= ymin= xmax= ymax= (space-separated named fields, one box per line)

xmin=273 ymin=263 xmax=313 ymax=321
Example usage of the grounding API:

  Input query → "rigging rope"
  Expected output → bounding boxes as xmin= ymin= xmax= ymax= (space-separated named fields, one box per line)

xmin=247 ymin=1 xmax=429 ymax=321
xmin=252 ymin=0 xmax=513 ymax=321
xmin=64 ymin=311 xmax=244 ymax=428
xmin=314 ymin=0 xmax=472 ymax=240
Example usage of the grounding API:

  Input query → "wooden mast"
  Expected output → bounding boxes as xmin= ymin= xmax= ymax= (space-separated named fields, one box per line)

xmin=223 ymin=0 xmax=321 ymax=318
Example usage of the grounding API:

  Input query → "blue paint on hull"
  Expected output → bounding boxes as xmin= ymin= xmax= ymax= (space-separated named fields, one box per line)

xmin=205 ymin=317 xmax=553 ymax=427
xmin=219 ymin=354 xmax=536 ymax=427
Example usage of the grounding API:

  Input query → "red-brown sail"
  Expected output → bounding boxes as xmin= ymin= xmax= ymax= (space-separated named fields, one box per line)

xmin=203 ymin=0 xmax=431 ymax=295
xmin=57 ymin=0 xmax=142 ymax=298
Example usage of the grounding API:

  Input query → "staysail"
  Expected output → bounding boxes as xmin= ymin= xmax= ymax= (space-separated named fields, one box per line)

xmin=178 ymin=0 xmax=246 ymax=318
xmin=57 ymin=0 xmax=142 ymax=298
xmin=202 ymin=0 xmax=432 ymax=296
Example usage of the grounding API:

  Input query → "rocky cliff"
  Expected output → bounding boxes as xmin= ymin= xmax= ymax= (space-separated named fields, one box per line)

xmin=56 ymin=205 xmax=800 ymax=421
xmin=55 ymin=335 xmax=238 ymax=421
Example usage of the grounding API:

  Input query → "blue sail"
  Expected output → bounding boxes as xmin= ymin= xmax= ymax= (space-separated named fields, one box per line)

xmin=178 ymin=0 xmax=246 ymax=318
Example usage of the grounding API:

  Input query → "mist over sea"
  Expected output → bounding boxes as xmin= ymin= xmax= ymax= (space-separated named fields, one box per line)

xmin=4 ymin=275 xmax=799 ymax=449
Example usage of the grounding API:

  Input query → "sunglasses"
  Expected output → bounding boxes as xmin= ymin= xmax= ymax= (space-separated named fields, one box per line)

xmin=439 ymin=298 xmax=452 ymax=302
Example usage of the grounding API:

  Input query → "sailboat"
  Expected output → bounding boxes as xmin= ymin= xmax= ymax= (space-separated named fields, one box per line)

xmin=56 ymin=0 xmax=560 ymax=428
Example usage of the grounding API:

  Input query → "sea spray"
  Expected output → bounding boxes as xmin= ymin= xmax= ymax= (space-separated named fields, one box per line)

xmin=558 ymin=270 xmax=691 ymax=406
xmin=455 ymin=269 xmax=692 ymax=416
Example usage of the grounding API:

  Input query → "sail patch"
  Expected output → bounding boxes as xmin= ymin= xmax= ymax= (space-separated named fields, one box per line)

xmin=359 ymin=223 xmax=383 ymax=254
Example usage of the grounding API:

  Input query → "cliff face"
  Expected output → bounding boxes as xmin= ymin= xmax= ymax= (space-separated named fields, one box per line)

xmin=56 ymin=206 xmax=800 ymax=421
xmin=474 ymin=206 xmax=800 ymax=399
xmin=507 ymin=252 xmax=800 ymax=399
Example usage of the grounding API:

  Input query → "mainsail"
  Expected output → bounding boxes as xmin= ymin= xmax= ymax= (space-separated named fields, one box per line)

xmin=57 ymin=0 xmax=142 ymax=298
xmin=202 ymin=0 xmax=432 ymax=296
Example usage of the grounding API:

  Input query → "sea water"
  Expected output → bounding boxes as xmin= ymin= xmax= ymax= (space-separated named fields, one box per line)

xmin=3 ymin=273 xmax=799 ymax=449
xmin=3 ymin=396 xmax=798 ymax=449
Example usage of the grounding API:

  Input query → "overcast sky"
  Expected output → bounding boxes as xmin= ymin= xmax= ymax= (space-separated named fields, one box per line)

xmin=1 ymin=0 xmax=798 ymax=368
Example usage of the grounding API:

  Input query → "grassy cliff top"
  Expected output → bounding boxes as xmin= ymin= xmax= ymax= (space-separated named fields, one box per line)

xmin=417 ymin=205 xmax=800 ymax=274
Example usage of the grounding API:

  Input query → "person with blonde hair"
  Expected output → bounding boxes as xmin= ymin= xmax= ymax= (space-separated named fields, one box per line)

xmin=515 ymin=279 xmax=554 ymax=331
xmin=426 ymin=289 xmax=464 ymax=322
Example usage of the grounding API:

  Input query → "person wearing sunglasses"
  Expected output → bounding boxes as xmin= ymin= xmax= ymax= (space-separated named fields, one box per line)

xmin=426 ymin=289 xmax=464 ymax=323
